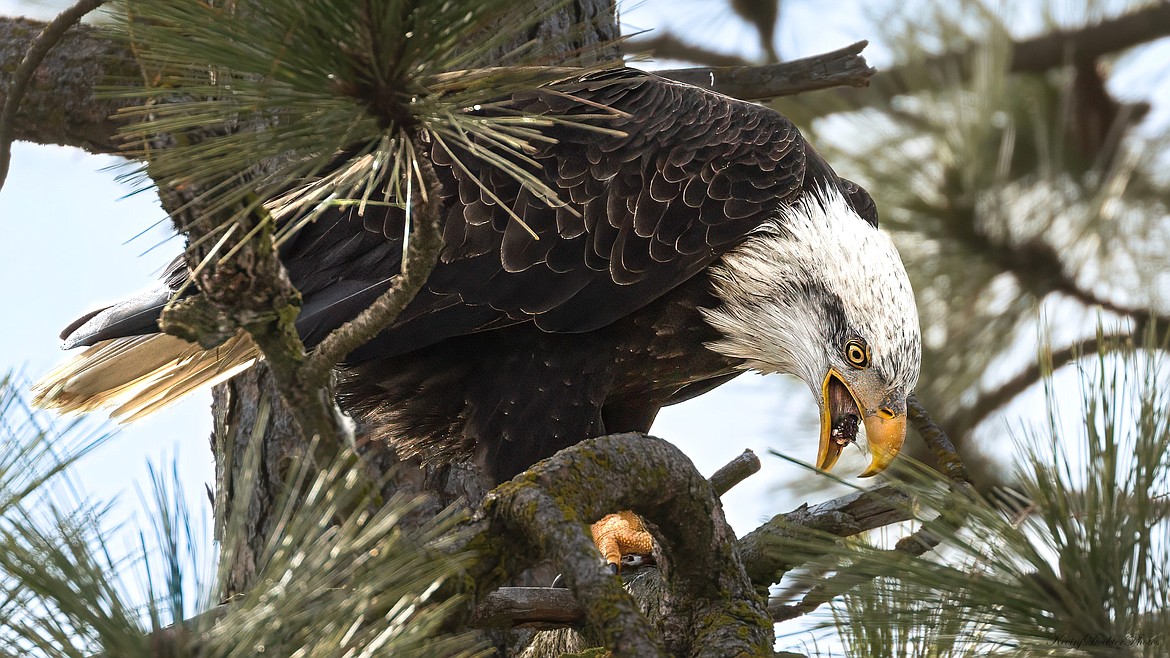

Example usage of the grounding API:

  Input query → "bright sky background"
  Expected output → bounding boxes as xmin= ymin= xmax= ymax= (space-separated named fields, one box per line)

xmin=1 ymin=0 xmax=1167 ymax=650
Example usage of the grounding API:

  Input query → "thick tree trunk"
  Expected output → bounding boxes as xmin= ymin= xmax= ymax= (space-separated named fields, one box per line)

xmin=207 ymin=0 xmax=620 ymax=609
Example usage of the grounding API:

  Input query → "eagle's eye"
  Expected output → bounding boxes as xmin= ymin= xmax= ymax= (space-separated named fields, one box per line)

xmin=844 ymin=338 xmax=870 ymax=368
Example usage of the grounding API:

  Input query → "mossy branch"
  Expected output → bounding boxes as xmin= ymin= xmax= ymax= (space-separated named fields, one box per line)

xmin=476 ymin=433 xmax=772 ymax=657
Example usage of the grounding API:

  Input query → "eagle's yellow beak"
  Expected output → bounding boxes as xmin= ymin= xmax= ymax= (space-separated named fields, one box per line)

xmin=816 ymin=370 xmax=907 ymax=477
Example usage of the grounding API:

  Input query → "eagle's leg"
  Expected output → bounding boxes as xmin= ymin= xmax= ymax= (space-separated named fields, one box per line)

xmin=591 ymin=510 xmax=654 ymax=574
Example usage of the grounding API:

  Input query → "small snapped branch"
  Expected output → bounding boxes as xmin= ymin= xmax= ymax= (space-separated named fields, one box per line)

xmin=709 ymin=448 xmax=761 ymax=496
xmin=657 ymin=40 xmax=875 ymax=101
xmin=474 ymin=587 xmax=583 ymax=630
xmin=0 ymin=0 xmax=108 ymax=192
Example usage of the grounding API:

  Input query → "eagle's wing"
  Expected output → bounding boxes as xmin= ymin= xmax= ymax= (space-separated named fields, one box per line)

xmin=286 ymin=70 xmax=874 ymax=363
xmin=54 ymin=70 xmax=875 ymax=369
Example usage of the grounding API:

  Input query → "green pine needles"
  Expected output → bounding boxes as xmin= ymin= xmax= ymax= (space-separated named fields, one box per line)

xmin=106 ymin=0 xmax=615 ymax=248
xmin=0 ymin=375 xmax=485 ymax=657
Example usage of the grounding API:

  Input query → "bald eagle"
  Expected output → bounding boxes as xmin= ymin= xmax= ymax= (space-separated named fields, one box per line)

xmin=34 ymin=69 xmax=921 ymax=484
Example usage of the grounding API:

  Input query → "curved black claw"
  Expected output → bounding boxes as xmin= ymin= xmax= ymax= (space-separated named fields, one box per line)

xmin=551 ymin=573 xmax=567 ymax=588
xmin=607 ymin=562 xmax=619 ymax=576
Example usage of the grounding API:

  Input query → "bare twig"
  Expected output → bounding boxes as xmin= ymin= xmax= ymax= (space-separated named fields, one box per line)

xmin=709 ymin=449 xmax=761 ymax=496
xmin=0 ymin=0 xmax=107 ymax=193
xmin=657 ymin=40 xmax=875 ymax=101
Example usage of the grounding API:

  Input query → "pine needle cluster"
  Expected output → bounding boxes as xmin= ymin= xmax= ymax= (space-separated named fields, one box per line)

xmin=105 ymin=0 xmax=616 ymax=249
xmin=0 ymin=375 xmax=484 ymax=657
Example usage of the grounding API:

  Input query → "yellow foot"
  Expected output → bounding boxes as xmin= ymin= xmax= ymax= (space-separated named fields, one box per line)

xmin=590 ymin=510 xmax=653 ymax=573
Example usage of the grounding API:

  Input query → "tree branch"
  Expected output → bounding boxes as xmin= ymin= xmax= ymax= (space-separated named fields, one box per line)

xmin=0 ymin=17 xmax=135 ymax=155
xmin=657 ymin=40 xmax=875 ymax=101
xmin=801 ymin=3 xmax=1170 ymax=117
xmin=475 ymin=587 xmax=583 ymax=630
xmin=300 ymin=146 xmax=444 ymax=385
xmin=950 ymin=289 xmax=1170 ymax=433
xmin=0 ymin=0 xmax=107 ymax=191
xmin=958 ymin=332 xmax=1120 ymax=432
xmin=738 ymin=484 xmax=912 ymax=594
xmin=908 ymin=393 xmax=968 ymax=484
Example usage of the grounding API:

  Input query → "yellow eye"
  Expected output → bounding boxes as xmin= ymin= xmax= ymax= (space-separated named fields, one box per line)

xmin=845 ymin=339 xmax=869 ymax=368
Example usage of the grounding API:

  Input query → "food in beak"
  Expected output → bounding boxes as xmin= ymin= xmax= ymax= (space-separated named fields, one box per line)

xmin=817 ymin=371 xmax=862 ymax=471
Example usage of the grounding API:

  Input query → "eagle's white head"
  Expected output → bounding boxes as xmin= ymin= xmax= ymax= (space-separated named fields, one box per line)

xmin=702 ymin=186 xmax=921 ymax=477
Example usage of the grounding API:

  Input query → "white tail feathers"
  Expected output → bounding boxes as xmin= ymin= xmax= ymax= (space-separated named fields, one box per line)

xmin=32 ymin=332 xmax=260 ymax=422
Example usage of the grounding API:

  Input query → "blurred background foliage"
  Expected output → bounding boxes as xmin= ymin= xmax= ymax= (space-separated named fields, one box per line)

xmin=628 ymin=0 xmax=1170 ymax=494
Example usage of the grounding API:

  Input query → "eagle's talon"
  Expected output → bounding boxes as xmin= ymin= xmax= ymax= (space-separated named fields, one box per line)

xmin=591 ymin=510 xmax=654 ymax=574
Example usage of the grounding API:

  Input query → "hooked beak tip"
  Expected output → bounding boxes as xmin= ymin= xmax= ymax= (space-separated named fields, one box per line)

xmin=857 ymin=412 xmax=907 ymax=478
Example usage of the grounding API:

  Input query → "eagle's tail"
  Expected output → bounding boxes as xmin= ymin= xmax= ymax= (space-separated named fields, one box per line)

xmin=32 ymin=332 xmax=260 ymax=422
